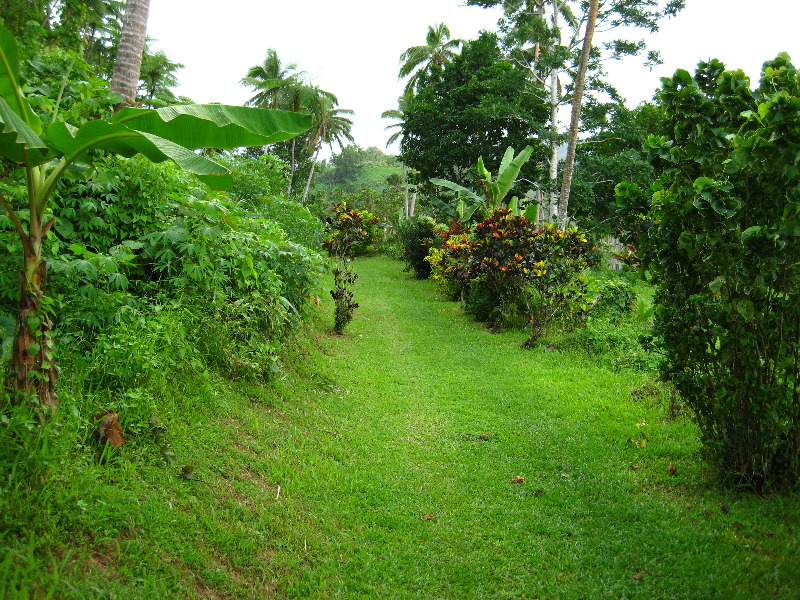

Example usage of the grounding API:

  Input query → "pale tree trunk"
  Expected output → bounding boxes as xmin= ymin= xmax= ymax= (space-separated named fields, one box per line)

xmin=546 ymin=0 xmax=561 ymax=223
xmin=301 ymin=152 xmax=318 ymax=203
xmin=287 ymin=138 xmax=297 ymax=195
xmin=110 ymin=0 xmax=151 ymax=106
xmin=557 ymin=0 xmax=598 ymax=229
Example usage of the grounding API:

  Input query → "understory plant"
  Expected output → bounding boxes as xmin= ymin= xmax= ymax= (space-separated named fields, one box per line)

xmin=0 ymin=25 xmax=310 ymax=411
xmin=642 ymin=55 xmax=800 ymax=488
xmin=322 ymin=203 xmax=374 ymax=334
xmin=397 ymin=215 xmax=438 ymax=278
xmin=463 ymin=209 xmax=591 ymax=344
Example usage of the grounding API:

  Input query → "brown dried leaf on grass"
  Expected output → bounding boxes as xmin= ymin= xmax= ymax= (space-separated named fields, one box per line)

xmin=510 ymin=476 xmax=526 ymax=484
xmin=95 ymin=411 xmax=126 ymax=448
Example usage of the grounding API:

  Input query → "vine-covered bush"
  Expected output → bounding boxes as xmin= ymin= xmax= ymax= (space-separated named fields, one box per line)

xmin=592 ymin=279 xmax=636 ymax=322
xmin=642 ymin=55 xmax=800 ymax=488
xmin=397 ymin=215 xmax=438 ymax=279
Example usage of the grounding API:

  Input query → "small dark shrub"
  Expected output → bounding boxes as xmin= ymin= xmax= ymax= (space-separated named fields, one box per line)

xmin=322 ymin=203 xmax=373 ymax=334
xmin=397 ymin=216 xmax=437 ymax=279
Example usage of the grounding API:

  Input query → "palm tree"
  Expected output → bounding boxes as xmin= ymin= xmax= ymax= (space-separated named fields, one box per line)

xmin=398 ymin=23 xmax=461 ymax=94
xmin=138 ymin=49 xmax=184 ymax=107
xmin=240 ymin=49 xmax=305 ymax=110
xmin=301 ymin=96 xmax=355 ymax=202
xmin=380 ymin=89 xmax=414 ymax=148
xmin=111 ymin=0 xmax=151 ymax=106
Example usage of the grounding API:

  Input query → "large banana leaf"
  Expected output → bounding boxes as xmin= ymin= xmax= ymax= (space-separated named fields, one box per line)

xmin=0 ymin=26 xmax=42 ymax=132
xmin=429 ymin=178 xmax=483 ymax=204
xmin=496 ymin=145 xmax=533 ymax=203
xmin=44 ymin=106 xmax=310 ymax=190
xmin=0 ymin=96 xmax=48 ymax=165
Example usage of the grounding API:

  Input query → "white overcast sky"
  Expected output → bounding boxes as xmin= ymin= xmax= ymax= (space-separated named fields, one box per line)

xmin=147 ymin=0 xmax=800 ymax=156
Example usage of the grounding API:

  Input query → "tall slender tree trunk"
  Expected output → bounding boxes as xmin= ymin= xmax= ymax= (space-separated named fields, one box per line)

xmin=546 ymin=0 xmax=561 ymax=224
xmin=301 ymin=152 xmax=318 ymax=203
xmin=110 ymin=0 xmax=151 ymax=106
xmin=557 ymin=0 xmax=598 ymax=229
xmin=287 ymin=138 xmax=297 ymax=195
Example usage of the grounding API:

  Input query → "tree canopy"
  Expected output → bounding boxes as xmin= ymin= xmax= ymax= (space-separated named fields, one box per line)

xmin=400 ymin=32 xmax=548 ymax=189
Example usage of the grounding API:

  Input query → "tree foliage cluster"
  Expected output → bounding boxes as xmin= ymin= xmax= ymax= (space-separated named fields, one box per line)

xmin=637 ymin=55 xmax=800 ymax=488
xmin=400 ymin=32 xmax=548 ymax=190
xmin=0 ymin=20 xmax=322 ymax=417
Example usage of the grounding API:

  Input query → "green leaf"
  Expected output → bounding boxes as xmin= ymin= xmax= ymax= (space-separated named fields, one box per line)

xmin=496 ymin=146 xmax=533 ymax=203
xmin=0 ymin=26 xmax=42 ymax=133
xmin=0 ymin=96 xmax=48 ymax=165
xmin=110 ymin=104 xmax=311 ymax=150
xmin=429 ymin=178 xmax=483 ymax=204
xmin=45 ymin=106 xmax=311 ymax=191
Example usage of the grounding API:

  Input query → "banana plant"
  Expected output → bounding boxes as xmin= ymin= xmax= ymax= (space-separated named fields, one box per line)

xmin=0 ymin=25 xmax=311 ymax=412
xmin=430 ymin=145 xmax=535 ymax=222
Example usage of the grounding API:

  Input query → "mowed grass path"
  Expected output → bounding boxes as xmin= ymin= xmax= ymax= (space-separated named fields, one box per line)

xmin=264 ymin=257 xmax=799 ymax=599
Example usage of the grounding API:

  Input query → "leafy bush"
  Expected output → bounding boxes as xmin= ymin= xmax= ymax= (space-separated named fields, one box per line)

xmin=218 ymin=153 xmax=291 ymax=201
xmin=641 ymin=55 xmax=800 ymax=488
xmin=322 ymin=204 xmax=374 ymax=334
xmin=258 ymin=196 xmax=325 ymax=248
xmin=591 ymin=279 xmax=636 ymax=322
xmin=425 ymin=222 xmax=471 ymax=301
xmin=397 ymin=215 xmax=438 ymax=279
xmin=464 ymin=209 xmax=591 ymax=342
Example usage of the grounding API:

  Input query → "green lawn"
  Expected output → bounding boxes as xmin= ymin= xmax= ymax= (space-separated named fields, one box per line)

xmin=2 ymin=257 xmax=798 ymax=599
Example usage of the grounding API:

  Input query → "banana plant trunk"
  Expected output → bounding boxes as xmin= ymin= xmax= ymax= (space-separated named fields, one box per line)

xmin=6 ymin=212 xmax=59 ymax=413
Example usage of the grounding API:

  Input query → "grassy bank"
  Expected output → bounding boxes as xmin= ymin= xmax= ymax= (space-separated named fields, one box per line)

xmin=2 ymin=257 xmax=798 ymax=599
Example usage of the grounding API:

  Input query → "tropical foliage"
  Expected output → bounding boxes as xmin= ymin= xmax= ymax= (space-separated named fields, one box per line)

xmin=400 ymin=32 xmax=548 ymax=188
xmin=0 ymin=24 xmax=311 ymax=410
xmin=640 ymin=55 xmax=800 ymax=488
xmin=322 ymin=203 xmax=376 ymax=333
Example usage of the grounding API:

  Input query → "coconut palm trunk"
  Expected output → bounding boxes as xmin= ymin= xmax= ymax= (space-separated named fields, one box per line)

xmin=110 ymin=0 xmax=151 ymax=105
xmin=557 ymin=0 xmax=598 ymax=229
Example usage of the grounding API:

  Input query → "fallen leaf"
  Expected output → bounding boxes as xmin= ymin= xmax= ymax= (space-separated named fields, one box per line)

xmin=161 ymin=445 xmax=177 ymax=465
xmin=181 ymin=465 xmax=195 ymax=480
xmin=667 ymin=464 xmax=678 ymax=475
xmin=636 ymin=439 xmax=647 ymax=447
xmin=732 ymin=521 xmax=744 ymax=530
xmin=510 ymin=476 xmax=526 ymax=484
xmin=423 ymin=514 xmax=435 ymax=520
xmin=631 ymin=464 xmax=643 ymax=470
xmin=702 ymin=509 xmax=713 ymax=517
xmin=632 ymin=572 xmax=644 ymax=581
xmin=534 ymin=489 xmax=544 ymax=496
xmin=720 ymin=503 xmax=730 ymax=514
xmin=686 ymin=504 xmax=694 ymax=511
xmin=95 ymin=411 xmax=126 ymax=448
